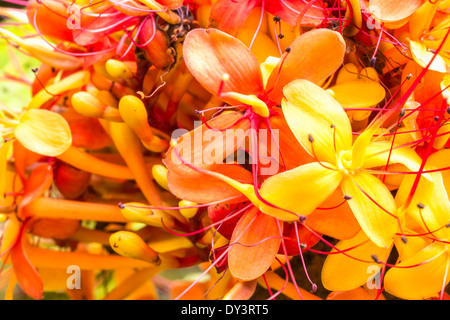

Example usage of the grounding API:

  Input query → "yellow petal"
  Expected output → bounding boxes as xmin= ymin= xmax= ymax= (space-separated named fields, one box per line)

xmin=0 ymin=28 xmax=83 ymax=70
xmin=28 ymin=70 xmax=91 ymax=109
xmin=428 ymin=149 xmax=450 ymax=196
xmin=327 ymin=81 xmax=385 ymax=109
xmin=341 ymin=172 xmax=397 ymax=248
xmin=282 ymin=79 xmax=353 ymax=164
xmin=393 ymin=228 xmax=431 ymax=262
xmin=395 ymin=171 xmax=450 ymax=241
xmin=322 ymin=231 xmax=391 ymax=291
xmin=14 ymin=109 xmax=72 ymax=157
xmin=260 ymin=56 xmax=280 ymax=88
xmin=433 ymin=122 xmax=450 ymax=150
xmin=409 ymin=0 xmax=440 ymax=40
xmin=409 ymin=40 xmax=448 ymax=73
xmin=258 ymin=162 xmax=343 ymax=221
xmin=384 ymin=242 xmax=449 ymax=300
xmin=363 ymin=140 xmax=433 ymax=181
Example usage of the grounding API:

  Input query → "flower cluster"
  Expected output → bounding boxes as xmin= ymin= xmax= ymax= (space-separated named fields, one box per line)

xmin=0 ymin=0 xmax=450 ymax=301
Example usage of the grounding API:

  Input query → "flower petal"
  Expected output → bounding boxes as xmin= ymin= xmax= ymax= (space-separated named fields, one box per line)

xmin=409 ymin=39 xmax=448 ymax=73
xmin=281 ymin=79 xmax=353 ymax=164
xmin=167 ymin=163 xmax=253 ymax=204
xmin=384 ymin=241 xmax=449 ymax=300
xmin=265 ymin=29 xmax=346 ymax=103
xmin=18 ymin=164 xmax=53 ymax=219
xmin=395 ymin=171 xmax=450 ymax=241
xmin=306 ymin=188 xmax=361 ymax=240
xmin=164 ymin=111 xmax=251 ymax=177
xmin=327 ymin=81 xmax=385 ymax=109
xmin=258 ymin=162 xmax=343 ymax=221
xmin=11 ymin=222 xmax=43 ymax=300
xmin=363 ymin=140 xmax=433 ymax=181
xmin=265 ymin=0 xmax=324 ymax=26
xmin=15 ymin=109 xmax=72 ymax=157
xmin=341 ymin=172 xmax=398 ymax=248
xmin=183 ymin=28 xmax=264 ymax=105
xmin=369 ymin=0 xmax=425 ymax=23
xmin=228 ymin=208 xmax=282 ymax=281
xmin=322 ymin=231 xmax=391 ymax=292
xmin=208 ymin=0 xmax=259 ymax=37
xmin=259 ymin=111 xmax=314 ymax=173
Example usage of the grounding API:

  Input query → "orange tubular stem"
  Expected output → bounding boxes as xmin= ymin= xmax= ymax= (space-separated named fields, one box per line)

xmin=109 ymin=123 xmax=187 ymax=224
xmin=24 ymin=241 xmax=151 ymax=269
xmin=23 ymin=197 xmax=127 ymax=222
xmin=109 ymin=122 xmax=163 ymax=206
xmin=102 ymin=267 xmax=159 ymax=300
xmin=57 ymin=146 xmax=135 ymax=180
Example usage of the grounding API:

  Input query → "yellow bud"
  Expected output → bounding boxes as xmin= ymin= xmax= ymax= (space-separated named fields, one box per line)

xmin=105 ymin=59 xmax=134 ymax=80
xmin=178 ymin=200 xmax=198 ymax=219
xmin=0 ymin=214 xmax=7 ymax=223
xmin=152 ymin=164 xmax=169 ymax=191
xmin=119 ymin=95 xmax=154 ymax=145
xmin=120 ymin=202 xmax=173 ymax=229
xmin=71 ymin=91 xmax=106 ymax=118
xmin=109 ymin=231 xmax=160 ymax=265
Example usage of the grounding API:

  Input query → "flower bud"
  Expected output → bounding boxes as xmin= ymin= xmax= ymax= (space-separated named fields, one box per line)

xmin=118 ymin=95 xmax=155 ymax=145
xmin=120 ymin=202 xmax=174 ymax=228
xmin=105 ymin=59 xmax=134 ymax=80
xmin=109 ymin=231 xmax=160 ymax=265
xmin=151 ymin=164 xmax=169 ymax=191
xmin=178 ymin=200 xmax=198 ymax=219
xmin=72 ymin=91 xmax=106 ymax=118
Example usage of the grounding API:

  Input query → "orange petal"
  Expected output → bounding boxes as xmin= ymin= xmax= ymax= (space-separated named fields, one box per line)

xmin=260 ymin=111 xmax=314 ymax=172
xmin=183 ymin=28 xmax=264 ymax=104
xmin=18 ymin=164 xmax=53 ymax=219
xmin=265 ymin=29 xmax=346 ymax=103
xmin=369 ymin=0 xmax=425 ymax=23
xmin=164 ymin=111 xmax=251 ymax=177
xmin=167 ymin=163 xmax=252 ymax=204
xmin=27 ymin=0 xmax=73 ymax=42
xmin=208 ymin=0 xmax=260 ymax=37
xmin=228 ymin=208 xmax=282 ymax=280
xmin=306 ymin=188 xmax=361 ymax=240
xmin=11 ymin=222 xmax=43 ymax=300
xmin=13 ymin=140 xmax=42 ymax=183
xmin=266 ymin=0 xmax=324 ymax=27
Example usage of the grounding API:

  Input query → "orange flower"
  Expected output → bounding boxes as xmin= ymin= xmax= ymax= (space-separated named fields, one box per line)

xmin=208 ymin=0 xmax=325 ymax=37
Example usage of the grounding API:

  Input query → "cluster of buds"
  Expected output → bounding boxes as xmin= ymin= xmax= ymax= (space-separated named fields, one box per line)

xmin=0 ymin=0 xmax=450 ymax=301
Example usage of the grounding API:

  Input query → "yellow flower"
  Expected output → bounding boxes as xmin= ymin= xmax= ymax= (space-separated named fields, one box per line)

xmin=382 ymin=150 xmax=450 ymax=299
xmin=255 ymin=79 xmax=427 ymax=248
